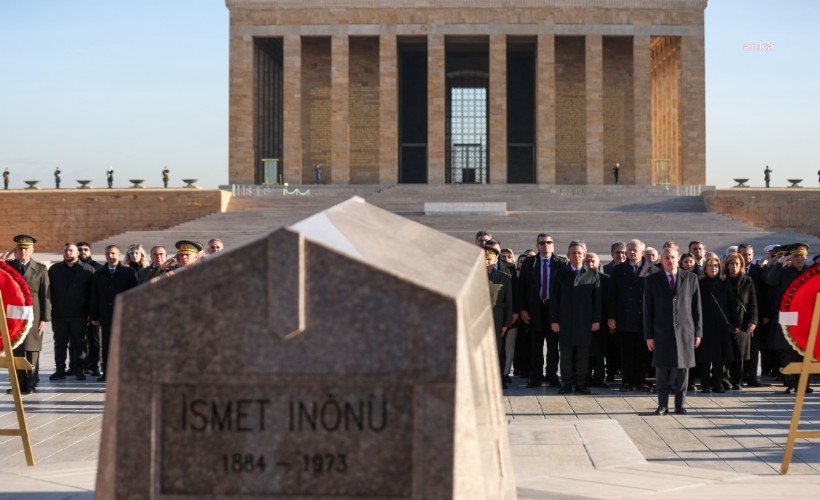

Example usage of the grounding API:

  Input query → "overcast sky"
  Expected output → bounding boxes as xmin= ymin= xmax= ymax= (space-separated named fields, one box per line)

xmin=1 ymin=0 xmax=817 ymax=189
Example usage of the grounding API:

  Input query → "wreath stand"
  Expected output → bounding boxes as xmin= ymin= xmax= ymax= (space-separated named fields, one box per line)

xmin=0 ymin=290 xmax=35 ymax=466
xmin=781 ymin=293 xmax=820 ymax=474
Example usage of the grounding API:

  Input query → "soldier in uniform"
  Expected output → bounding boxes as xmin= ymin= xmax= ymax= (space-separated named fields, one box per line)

xmin=159 ymin=240 xmax=204 ymax=278
xmin=162 ymin=166 xmax=170 ymax=188
xmin=4 ymin=235 xmax=51 ymax=395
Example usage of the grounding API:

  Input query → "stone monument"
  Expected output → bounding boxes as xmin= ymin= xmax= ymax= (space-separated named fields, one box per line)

xmin=95 ymin=197 xmax=515 ymax=498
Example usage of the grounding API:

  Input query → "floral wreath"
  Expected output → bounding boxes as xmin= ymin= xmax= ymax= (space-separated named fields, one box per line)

xmin=781 ymin=264 xmax=820 ymax=357
xmin=0 ymin=260 xmax=33 ymax=353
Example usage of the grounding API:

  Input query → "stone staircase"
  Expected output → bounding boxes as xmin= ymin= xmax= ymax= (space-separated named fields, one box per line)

xmin=92 ymin=184 xmax=820 ymax=262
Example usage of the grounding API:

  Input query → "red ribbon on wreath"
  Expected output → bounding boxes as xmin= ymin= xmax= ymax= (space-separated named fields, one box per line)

xmin=0 ymin=260 xmax=34 ymax=352
xmin=780 ymin=265 xmax=820 ymax=362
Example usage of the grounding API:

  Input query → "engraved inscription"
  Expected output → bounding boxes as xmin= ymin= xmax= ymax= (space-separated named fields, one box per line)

xmin=160 ymin=385 xmax=413 ymax=497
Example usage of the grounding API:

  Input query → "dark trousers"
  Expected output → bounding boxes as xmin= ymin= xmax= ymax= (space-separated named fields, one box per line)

xmin=12 ymin=346 xmax=40 ymax=390
xmin=728 ymin=360 xmax=744 ymax=386
xmin=777 ymin=348 xmax=801 ymax=389
xmin=698 ymin=362 xmax=723 ymax=389
xmin=619 ymin=331 xmax=649 ymax=386
xmin=53 ymin=317 xmax=88 ymax=372
xmin=560 ymin=344 xmax=589 ymax=390
xmin=656 ymin=367 xmax=688 ymax=408
xmin=101 ymin=322 xmax=113 ymax=374
xmin=744 ymin=328 xmax=763 ymax=381
xmin=529 ymin=300 xmax=559 ymax=384
xmin=606 ymin=333 xmax=620 ymax=380
xmin=496 ymin=329 xmax=505 ymax=378
xmin=513 ymin=323 xmax=530 ymax=377
xmin=84 ymin=322 xmax=101 ymax=372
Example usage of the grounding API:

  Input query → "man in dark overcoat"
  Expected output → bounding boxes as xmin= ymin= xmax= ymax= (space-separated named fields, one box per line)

xmin=518 ymin=233 xmax=567 ymax=388
xmin=485 ymin=247 xmax=513 ymax=387
xmin=607 ymin=239 xmax=659 ymax=392
xmin=643 ymin=246 xmax=702 ymax=415
xmin=550 ymin=241 xmax=601 ymax=395
xmin=90 ymin=245 xmax=139 ymax=382
xmin=5 ymin=235 xmax=51 ymax=394
xmin=48 ymin=243 xmax=95 ymax=381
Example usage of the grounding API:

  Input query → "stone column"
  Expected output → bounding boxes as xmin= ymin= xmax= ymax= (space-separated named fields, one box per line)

xmin=379 ymin=34 xmax=398 ymax=184
xmin=283 ymin=35 xmax=302 ymax=184
xmin=536 ymin=34 xmax=556 ymax=184
xmin=681 ymin=35 xmax=705 ymax=185
xmin=633 ymin=35 xmax=652 ymax=185
xmin=489 ymin=35 xmax=507 ymax=184
xmin=331 ymin=35 xmax=350 ymax=184
xmin=428 ymin=34 xmax=446 ymax=184
xmin=585 ymin=35 xmax=604 ymax=184
xmin=228 ymin=34 xmax=254 ymax=185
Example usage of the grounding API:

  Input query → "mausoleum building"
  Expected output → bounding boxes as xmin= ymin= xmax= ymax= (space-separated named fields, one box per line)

xmin=226 ymin=0 xmax=706 ymax=186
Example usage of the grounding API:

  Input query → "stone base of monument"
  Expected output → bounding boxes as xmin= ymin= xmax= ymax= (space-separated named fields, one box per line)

xmin=96 ymin=197 xmax=515 ymax=499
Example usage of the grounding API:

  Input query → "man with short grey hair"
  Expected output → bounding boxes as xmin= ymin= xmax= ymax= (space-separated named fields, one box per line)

xmin=603 ymin=242 xmax=626 ymax=275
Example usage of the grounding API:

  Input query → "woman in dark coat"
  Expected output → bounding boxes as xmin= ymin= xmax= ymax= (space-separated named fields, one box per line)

xmin=696 ymin=256 xmax=739 ymax=393
xmin=724 ymin=253 xmax=758 ymax=390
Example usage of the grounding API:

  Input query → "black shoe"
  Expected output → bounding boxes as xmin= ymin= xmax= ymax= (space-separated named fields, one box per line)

xmin=746 ymin=379 xmax=763 ymax=387
xmin=597 ymin=381 xmax=610 ymax=389
xmin=722 ymin=381 xmax=730 ymax=390
xmin=619 ymin=383 xmax=631 ymax=392
xmin=674 ymin=406 xmax=687 ymax=415
xmin=784 ymin=387 xmax=792 ymax=395
xmin=558 ymin=386 xmax=573 ymax=395
xmin=806 ymin=387 xmax=814 ymax=394
xmin=654 ymin=406 xmax=669 ymax=415
xmin=701 ymin=386 xmax=712 ymax=393
xmin=714 ymin=387 xmax=726 ymax=394
xmin=89 ymin=368 xmax=101 ymax=377
xmin=605 ymin=374 xmax=615 ymax=383
xmin=503 ymin=375 xmax=513 ymax=384
xmin=75 ymin=368 xmax=86 ymax=381
xmin=526 ymin=380 xmax=541 ymax=388
xmin=731 ymin=384 xmax=741 ymax=391
xmin=575 ymin=387 xmax=592 ymax=395
xmin=548 ymin=379 xmax=562 ymax=388
xmin=97 ymin=375 xmax=106 ymax=382
xmin=49 ymin=371 xmax=66 ymax=381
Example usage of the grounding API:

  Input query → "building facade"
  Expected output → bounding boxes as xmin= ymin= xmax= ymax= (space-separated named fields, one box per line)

xmin=227 ymin=0 xmax=707 ymax=186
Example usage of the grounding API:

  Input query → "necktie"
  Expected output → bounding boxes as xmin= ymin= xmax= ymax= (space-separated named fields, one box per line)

xmin=541 ymin=258 xmax=548 ymax=300
xmin=634 ymin=264 xmax=639 ymax=276
xmin=669 ymin=273 xmax=676 ymax=293
xmin=109 ymin=267 xmax=116 ymax=277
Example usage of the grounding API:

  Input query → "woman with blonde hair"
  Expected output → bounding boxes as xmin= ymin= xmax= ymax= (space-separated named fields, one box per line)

xmin=696 ymin=255 xmax=739 ymax=393
xmin=724 ymin=253 xmax=757 ymax=390
xmin=124 ymin=243 xmax=150 ymax=271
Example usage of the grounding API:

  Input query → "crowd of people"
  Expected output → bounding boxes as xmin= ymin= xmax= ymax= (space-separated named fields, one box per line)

xmin=3 ymin=235 xmax=224 ymax=395
xmin=481 ymin=230 xmax=818 ymax=413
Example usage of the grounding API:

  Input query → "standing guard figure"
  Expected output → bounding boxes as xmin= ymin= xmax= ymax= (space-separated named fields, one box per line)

xmin=162 ymin=166 xmax=170 ymax=188
xmin=612 ymin=163 xmax=620 ymax=185
xmin=764 ymin=165 xmax=772 ymax=188
xmin=107 ymin=166 xmax=114 ymax=188
xmin=54 ymin=167 xmax=62 ymax=189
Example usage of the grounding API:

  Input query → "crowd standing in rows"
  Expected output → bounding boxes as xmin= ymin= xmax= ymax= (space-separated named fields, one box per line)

xmin=3 ymin=236 xmax=224 ymax=395
xmin=480 ymin=230 xmax=817 ymax=414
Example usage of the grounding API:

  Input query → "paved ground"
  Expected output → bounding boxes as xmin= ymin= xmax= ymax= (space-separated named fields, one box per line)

xmin=2 ymin=328 xmax=820 ymax=498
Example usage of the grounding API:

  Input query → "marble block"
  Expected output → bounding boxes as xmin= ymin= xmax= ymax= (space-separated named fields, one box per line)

xmin=96 ymin=196 xmax=516 ymax=499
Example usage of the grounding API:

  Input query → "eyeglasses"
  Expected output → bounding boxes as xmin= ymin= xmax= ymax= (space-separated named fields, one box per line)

xmin=537 ymin=241 xmax=554 ymax=246
xmin=614 ymin=251 xmax=627 ymax=254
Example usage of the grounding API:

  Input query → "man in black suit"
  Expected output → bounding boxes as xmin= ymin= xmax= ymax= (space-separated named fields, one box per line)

xmin=550 ymin=241 xmax=601 ymax=395
xmin=602 ymin=242 xmax=626 ymax=275
xmin=608 ymin=239 xmax=658 ymax=392
xmin=5 ymin=235 xmax=50 ymax=395
xmin=643 ymin=246 xmax=703 ymax=415
xmin=486 ymin=239 xmax=520 ymax=383
xmin=485 ymin=246 xmax=513 ymax=388
xmin=48 ymin=243 xmax=95 ymax=381
xmin=77 ymin=241 xmax=104 ymax=376
xmin=137 ymin=246 xmax=168 ymax=284
xmin=519 ymin=233 xmax=567 ymax=388
xmin=90 ymin=245 xmax=139 ymax=382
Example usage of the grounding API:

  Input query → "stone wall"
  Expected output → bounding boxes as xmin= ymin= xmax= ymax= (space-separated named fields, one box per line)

xmin=703 ymin=189 xmax=820 ymax=237
xmin=0 ymin=189 xmax=230 ymax=253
